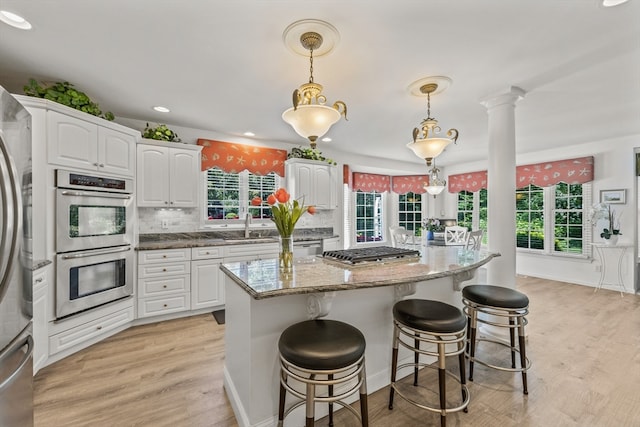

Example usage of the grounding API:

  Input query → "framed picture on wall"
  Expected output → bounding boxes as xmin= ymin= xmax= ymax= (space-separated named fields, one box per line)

xmin=600 ymin=189 xmax=626 ymax=204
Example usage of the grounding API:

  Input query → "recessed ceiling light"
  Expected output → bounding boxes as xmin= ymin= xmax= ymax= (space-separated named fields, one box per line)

xmin=0 ymin=10 xmax=32 ymax=30
xmin=322 ymin=137 xmax=332 ymax=142
xmin=243 ymin=131 xmax=255 ymax=137
xmin=153 ymin=106 xmax=170 ymax=113
xmin=602 ymin=0 xmax=629 ymax=6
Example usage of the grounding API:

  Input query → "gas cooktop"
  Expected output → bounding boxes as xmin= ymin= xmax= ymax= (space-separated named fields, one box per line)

xmin=322 ymin=246 xmax=420 ymax=264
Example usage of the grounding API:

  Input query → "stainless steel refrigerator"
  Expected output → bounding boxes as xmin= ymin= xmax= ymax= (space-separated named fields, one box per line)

xmin=0 ymin=86 xmax=34 ymax=426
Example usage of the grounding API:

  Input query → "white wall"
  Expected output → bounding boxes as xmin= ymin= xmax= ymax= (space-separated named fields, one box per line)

xmin=441 ymin=134 xmax=639 ymax=293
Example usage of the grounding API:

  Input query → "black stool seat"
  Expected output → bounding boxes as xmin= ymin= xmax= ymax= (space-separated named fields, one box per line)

xmin=278 ymin=320 xmax=366 ymax=370
xmin=462 ymin=285 xmax=529 ymax=309
xmin=393 ymin=299 xmax=466 ymax=333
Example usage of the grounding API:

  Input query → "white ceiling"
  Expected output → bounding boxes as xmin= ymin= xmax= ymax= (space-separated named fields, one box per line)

xmin=0 ymin=0 xmax=639 ymax=171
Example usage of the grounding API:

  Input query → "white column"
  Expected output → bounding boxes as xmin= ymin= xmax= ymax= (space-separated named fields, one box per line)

xmin=481 ymin=87 xmax=525 ymax=289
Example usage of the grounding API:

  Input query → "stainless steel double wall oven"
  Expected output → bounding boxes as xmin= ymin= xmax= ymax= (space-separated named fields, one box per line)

xmin=55 ymin=169 xmax=134 ymax=318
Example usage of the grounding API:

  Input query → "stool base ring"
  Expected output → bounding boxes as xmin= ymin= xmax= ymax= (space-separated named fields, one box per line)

xmin=467 ymin=337 xmax=531 ymax=374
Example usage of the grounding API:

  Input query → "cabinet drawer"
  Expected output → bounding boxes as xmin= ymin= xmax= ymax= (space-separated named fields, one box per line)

xmin=138 ymin=275 xmax=190 ymax=298
xmin=49 ymin=306 xmax=134 ymax=355
xmin=138 ymin=248 xmax=190 ymax=264
xmin=137 ymin=294 xmax=190 ymax=318
xmin=191 ymin=246 xmax=224 ymax=260
xmin=224 ymin=243 xmax=279 ymax=258
xmin=138 ymin=261 xmax=190 ymax=278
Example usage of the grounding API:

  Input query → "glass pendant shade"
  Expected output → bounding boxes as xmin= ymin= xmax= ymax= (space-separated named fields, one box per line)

xmin=425 ymin=183 xmax=446 ymax=195
xmin=406 ymin=137 xmax=453 ymax=166
xmin=282 ymin=104 xmax=341 ymax=145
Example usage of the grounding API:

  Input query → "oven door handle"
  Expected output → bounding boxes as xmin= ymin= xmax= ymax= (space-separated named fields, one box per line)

xmin=61 ymin=246 xmax=131 ymax=259
xmin=60 ymin=190 xmax=131 ymax=200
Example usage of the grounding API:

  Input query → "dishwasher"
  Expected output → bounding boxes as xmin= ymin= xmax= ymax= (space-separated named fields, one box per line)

xmin=293 ymin=240 xmax=323 ymax=257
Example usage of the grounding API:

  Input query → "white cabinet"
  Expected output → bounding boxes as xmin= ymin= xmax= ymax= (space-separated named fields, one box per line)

xmin=285 ymin=159 xmax=338 ymax=209
xmin=137 ymin=248 xmax=191 ymax=318
xmin=137 ymin=141 xmax=202 ymax=208
xmin=191 ymin=245 xmax=225 ymax=310
xmin=32 ymin=266 xmax=51 ymax=375
xmin=322 ymin=237 xmax=341 ymax=252
xmin=47 ymin=110 xmax=136 ymax=176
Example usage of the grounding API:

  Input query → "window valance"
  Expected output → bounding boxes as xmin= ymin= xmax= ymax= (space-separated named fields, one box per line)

xmin=197 ymin=138 xmax=288 ymax=177
xmin=352 ymin=172 xmax=391 ymax=193
xmin=448 ymin=156 xmax=594 ymax=193
xmin=391 ymin=175 xmax=430 ymax=194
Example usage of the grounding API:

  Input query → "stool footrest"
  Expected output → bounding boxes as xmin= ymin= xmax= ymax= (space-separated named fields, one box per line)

xmin=466 ymin=337 xmax=531 ymax=373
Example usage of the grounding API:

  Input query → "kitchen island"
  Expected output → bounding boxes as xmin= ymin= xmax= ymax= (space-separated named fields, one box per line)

xmin=220 ymin=246 xmax=499 ymax=427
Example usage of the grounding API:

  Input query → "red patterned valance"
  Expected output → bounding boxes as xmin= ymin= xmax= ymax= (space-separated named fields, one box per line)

xmin=197 ymin=139 xmax=287 ymax=176
xmin=392 ymin=175 xmax=430 ymax=194
xmin=448 ymin=171 xmax=488 ymax=193
xmin=353 ymin=173 xmax=390 ymax=193
xmin=516 ymin=156 xmax=594 ymax=188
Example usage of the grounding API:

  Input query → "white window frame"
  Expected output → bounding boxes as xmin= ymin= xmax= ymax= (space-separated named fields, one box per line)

xmin=201 ymin=169 xmax=282 ymax=227
xmin=353 ymin=190 xmax=386 ymax=246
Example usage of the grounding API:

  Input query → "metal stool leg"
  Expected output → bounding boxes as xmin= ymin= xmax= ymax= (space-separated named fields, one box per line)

xmin=468 ymin=307 xmax=477 ymax=381
xmin=438 ymin=342 xmax=447 ymax=427
xmin=509 ymin=316 xmax=516 ymax=369
xmin=388 ymin=326 xmax=399 ymax=410
xmin=328 ymin=373 xmax=334 ymax=427
xmin=414 ymin=333 xmax=420 ymax=386
xmin=359 ymin=364 xmax=369 ymax=427
xmin=458 ymin=340 xmax=468 ymax=413
xmin=277 ymin=372 xmax=287 ymax=427
xmin=306 ymin=382 xmax=315 ymax=427
xmin=518 ymin=317 xmax=529 ymax=395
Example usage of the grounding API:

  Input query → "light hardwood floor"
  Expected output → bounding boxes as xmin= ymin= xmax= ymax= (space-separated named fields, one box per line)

xmin=34 ymin=276 xmax=640 ymax=427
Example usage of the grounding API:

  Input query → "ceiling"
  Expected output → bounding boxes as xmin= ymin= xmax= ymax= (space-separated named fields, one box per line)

xmin=1 ymin=0 xmax=639 ymax=171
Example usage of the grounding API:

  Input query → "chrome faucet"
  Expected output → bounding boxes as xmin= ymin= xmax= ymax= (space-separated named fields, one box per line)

xmin=244 ymin=213 xmax=252 ymax=238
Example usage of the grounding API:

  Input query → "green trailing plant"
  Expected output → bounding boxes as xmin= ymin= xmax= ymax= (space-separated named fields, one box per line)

xmin=23 ymin=78 xmax=114 ymax=121
xmin=287 ymin=146 xmax=336 ymax=165
xmin=142 ymin=123 xmax=181 ymax=142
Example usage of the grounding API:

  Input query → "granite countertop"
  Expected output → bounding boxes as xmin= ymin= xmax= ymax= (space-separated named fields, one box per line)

xmin=31 ymin=259 xmax=52 ymax=271
xmin=220 ymin=247 xmax=500 ymax=299
xmin=137 ymin=229 xmax=338 ymax=251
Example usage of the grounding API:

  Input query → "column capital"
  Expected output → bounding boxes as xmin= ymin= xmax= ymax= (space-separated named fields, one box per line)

xmin=480 ymin=86 xmax=526 ymax=110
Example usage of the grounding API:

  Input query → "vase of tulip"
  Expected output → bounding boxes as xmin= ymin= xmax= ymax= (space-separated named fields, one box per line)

xmin=251 ymin=188 xmax=315 ymax=273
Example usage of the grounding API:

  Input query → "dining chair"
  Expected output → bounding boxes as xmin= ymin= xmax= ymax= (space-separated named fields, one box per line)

xmin=389 ymin=226 xmax=417 ymax=249
xmin=465 ymin=230 xmax=483 ymax=250
xmin=444 ymin=226 xmax=468 ymax=245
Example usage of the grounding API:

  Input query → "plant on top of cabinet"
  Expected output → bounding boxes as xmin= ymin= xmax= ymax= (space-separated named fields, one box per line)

xmin=142 ymin=123 xmax=181 ymax=142
xmin=287 ymin=146 xmax=336 ymax=165
xmin=23 ymin=78 xmax=115 ymax=120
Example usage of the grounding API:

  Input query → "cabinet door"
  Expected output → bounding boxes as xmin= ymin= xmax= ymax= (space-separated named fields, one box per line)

xmin=191 ymin=259 xmax=223 ymax=310
xmin=313 ymin=165 xmax=337 ymax=209
xmin=137 ymin=144 xmax=170 ymax=207
xmin=32 ymin=269 xmax=49 ymax=374
xmin=294 ymin=163 xmax=314 ymax=205
xmin=47 ymin=110 xmax=98 ymax=170
xmin=98 ymin=127 xmax=136 ymax=177
xmin=169 ymin=148 xmax=199 ymax=207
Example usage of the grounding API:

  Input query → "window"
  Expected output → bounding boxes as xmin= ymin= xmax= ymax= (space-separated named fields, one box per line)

xmin=553 ymin=183 xmax=584 ymax=254
xmin=516 ymin=184 xmax=544 ymax=249
xmin=355 ymin=191 xmax=383 ymax=242
xmin=398 ymin=192 xmax=422 ymax=235
xmin=205 ymin=169 xmax=280 ymax=222
xmin=457 ymin=191 xmax=474 ymax=230
xmin=456 ymin=189 xmax=488 ymax=243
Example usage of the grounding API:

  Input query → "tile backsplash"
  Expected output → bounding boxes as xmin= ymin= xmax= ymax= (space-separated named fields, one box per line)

xmin=138 ymin=207 xmax=337 ymax=234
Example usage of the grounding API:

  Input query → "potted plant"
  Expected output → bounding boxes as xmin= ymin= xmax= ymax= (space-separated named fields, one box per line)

xmin=23 ymin=78 xmax=114 ymax=121
xmin=142 ymin=123 xmax=181 ymax=142
xmin=287 ymin=146 xmax=336 ymax=165
xmin=590 ymin=203 xmax=621 ymax=244
xmin=422 ymin=218 xmax=440 ymax=241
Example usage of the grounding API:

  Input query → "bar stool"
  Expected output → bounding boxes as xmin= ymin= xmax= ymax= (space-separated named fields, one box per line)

xmin=277 ymin=319 xmax=369 ymax=427
xmin=461 ymin=284 xmax=531 ymax=394
xmin=388 ymin=299 xmax=469 ymax=427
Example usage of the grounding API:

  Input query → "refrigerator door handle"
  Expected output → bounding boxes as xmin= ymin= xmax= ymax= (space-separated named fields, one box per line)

xmin=0 ymin=134 xmax=21 ymax=301
xmin=0 ymin=334 xmax=33 ymax=390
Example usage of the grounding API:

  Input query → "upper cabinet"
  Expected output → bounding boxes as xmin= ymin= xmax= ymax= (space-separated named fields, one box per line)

xmin=137 ymin=140 xmax=202 ymax=208
xmin=285 ymin=159 xmax=338 ymax=209
xmin=47 ymin=110 xmax=136 ymax=177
